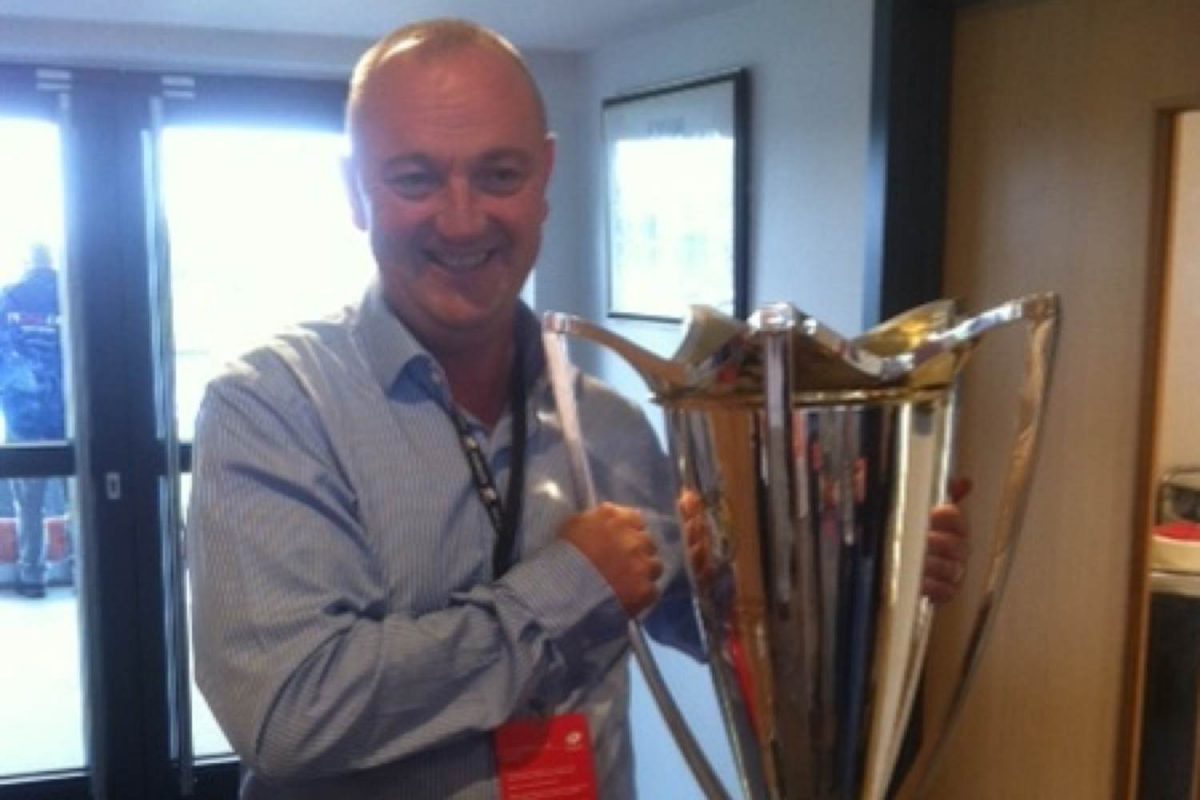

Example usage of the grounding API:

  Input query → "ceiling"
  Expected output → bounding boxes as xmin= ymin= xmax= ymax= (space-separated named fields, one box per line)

xmin=0 ymin=0 xmax=755 ymax=53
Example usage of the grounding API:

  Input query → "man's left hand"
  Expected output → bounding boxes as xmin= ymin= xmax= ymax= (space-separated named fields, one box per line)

xmin=923 ymin=478 xmax=972 ymax=605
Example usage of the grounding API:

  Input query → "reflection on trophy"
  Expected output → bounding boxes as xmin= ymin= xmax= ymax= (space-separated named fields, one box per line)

xmin=542 ymin=293 xmax=1059 ymax=800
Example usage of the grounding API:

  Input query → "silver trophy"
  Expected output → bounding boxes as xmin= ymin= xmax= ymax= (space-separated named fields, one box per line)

xmin=542 ymin=292 xmax=1059 ymax=800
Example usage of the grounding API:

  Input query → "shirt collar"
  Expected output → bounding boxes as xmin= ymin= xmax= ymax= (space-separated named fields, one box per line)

xmin=355 ymin=281 xmax=428 ymax=395
xmin=353 ymin=280 xmax=547 ymax=398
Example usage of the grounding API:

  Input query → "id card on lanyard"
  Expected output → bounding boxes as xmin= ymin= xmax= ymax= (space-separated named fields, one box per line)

xmin=440 ymin=333 xmax=600 ymax=796
xmin=493 ymin=713 xmax=599 ymax=799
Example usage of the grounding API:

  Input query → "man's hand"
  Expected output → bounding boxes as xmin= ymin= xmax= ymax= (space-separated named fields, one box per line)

xmin=677 ymin=479 xmax=972 ymax=605
xmin=923 ymin=478 xmax=972 ymax=605
xmin=678 ymin=489 xmax=715 ymax=589
xmin=560 ymin=502 xmax=664 ymax=617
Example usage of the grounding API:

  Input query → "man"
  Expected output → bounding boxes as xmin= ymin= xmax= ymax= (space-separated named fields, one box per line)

xmin=188 ymin=19 xmax=967 ymax=799
xmin=0 ymin=242 xmax=66 ymax=599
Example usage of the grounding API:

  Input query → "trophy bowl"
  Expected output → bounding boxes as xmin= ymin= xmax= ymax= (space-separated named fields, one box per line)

xmin=543 ymin=293 xmax=1059 ymax=799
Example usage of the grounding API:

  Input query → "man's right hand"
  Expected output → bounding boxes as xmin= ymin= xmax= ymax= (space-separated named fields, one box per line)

xmin=559 ymin=502 xmax=663 ymax=617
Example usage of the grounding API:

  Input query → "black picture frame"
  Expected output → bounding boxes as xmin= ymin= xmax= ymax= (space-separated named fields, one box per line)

xmin=602 ymin=69 xmax=749 ymax=322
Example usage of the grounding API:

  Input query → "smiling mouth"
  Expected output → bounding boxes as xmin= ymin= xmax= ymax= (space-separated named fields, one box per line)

xmin=429 ymin=248 xmax=496 ymax=273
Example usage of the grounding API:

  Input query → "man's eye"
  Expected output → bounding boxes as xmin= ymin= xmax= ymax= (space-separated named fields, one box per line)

xmin=475 ymin=166 xmax=527 ymax=196
xmin=386 ymin=172 xmax=439 ymax=198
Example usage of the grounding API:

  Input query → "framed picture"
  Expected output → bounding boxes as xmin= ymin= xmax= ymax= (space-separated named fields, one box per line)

xmin=603 ymin=69 xmax=749 ymax=322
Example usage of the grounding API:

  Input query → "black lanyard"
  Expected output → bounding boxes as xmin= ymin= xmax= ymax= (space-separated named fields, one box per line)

xmin=440 ymin=339 xmax=527 ymax=578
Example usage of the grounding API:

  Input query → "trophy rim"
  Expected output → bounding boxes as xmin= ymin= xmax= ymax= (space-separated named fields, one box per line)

xmin=653 ymin=384 xmax=951 ymax=410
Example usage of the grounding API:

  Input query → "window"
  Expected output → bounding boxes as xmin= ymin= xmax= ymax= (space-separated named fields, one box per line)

xmin=0 ymin=65 xmax=357 ymax=800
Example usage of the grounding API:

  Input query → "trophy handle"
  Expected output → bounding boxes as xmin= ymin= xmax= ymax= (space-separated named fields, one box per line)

xmin=902 ymin=292 xmax=1061 ymax=795
xmin=541 ymin=325 xmax=733 ymax=800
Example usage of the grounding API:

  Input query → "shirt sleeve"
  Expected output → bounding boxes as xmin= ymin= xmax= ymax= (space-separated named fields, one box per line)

xmin=187 ymin=365 xmax=630 ymax=781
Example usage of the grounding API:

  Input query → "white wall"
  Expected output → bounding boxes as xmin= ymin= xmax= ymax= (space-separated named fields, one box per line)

xmin=545 ymin=0 xmax=875 ymax=394
xmin=524 ymin=50 xmax=588 ymax=314
xmin=577 ymin=0 xmax=874 ymax=358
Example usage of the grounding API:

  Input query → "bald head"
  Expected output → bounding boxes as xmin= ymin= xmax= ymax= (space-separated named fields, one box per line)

xmin=338 ymin=17 xmax=556 ymax=360
xmin=346 ymin=18 xmax=547 ymax=149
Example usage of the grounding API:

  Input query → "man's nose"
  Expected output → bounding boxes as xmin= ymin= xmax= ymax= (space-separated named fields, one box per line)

xmin=435 ymin=176 xmax=486 ymax=239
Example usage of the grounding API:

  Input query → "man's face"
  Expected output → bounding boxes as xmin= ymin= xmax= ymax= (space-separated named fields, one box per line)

xmin=345 ymin=46 xmax=554 ymax=351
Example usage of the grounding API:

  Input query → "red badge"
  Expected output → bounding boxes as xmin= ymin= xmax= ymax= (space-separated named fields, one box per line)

xmin=494 ymin=713 xmax=599 ymax=800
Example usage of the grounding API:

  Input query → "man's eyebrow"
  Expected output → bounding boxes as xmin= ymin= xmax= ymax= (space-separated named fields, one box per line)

xmin=478 ymin=148 xmax=533 ymax=164
xmin=381 ymin=154 xmax=434 ymax=170
xmin=378 ymin=151 xmax=532 ymax=169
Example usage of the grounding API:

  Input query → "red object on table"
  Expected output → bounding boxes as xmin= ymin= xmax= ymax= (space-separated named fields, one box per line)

xmin=1154 ymin=520 xmax=1200 ymax=542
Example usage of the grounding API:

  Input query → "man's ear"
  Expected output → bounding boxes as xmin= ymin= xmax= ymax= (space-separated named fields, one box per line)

xmin=540 ymin=134 xmax=557 ymax=221
xmin=342 ymin=155 xmax=368 ymax=231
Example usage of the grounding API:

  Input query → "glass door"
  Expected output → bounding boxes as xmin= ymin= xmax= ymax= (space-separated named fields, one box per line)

xmin=0 ymin=64 xmax=362 ymax=800
xmin=147 ymin=72 xmax=372 ymax=783
xmin=0 ymin=73 xmax=86 ymax=792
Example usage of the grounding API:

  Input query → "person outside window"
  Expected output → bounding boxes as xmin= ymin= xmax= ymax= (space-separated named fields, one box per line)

xmin=0 ymin=242 xmax=66 ymax=599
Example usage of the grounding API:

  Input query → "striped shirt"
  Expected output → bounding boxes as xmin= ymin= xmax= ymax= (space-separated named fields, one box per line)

xmin=187 ymin=282 xmax=699 ymax=799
